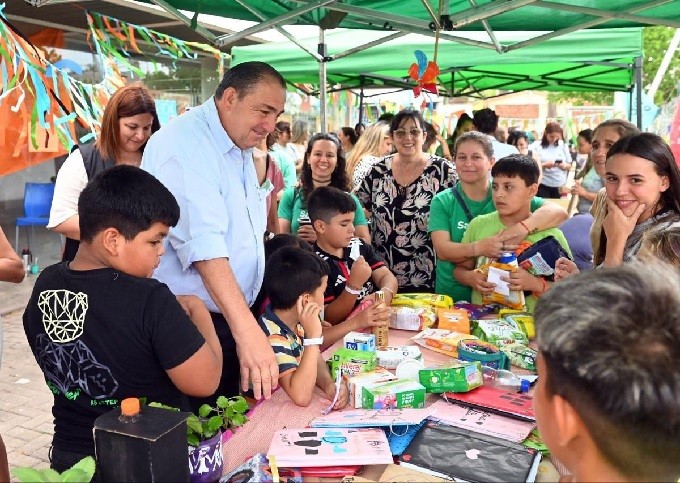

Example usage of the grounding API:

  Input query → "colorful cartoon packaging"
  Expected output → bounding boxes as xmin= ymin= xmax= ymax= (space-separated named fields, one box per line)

xmin=362 ymin=379 xmax=426 ymax=409
xmin=344 ymin=368 xmax=398 ymax=408
xmin=328 ymin=348 xmax=377 ymax=379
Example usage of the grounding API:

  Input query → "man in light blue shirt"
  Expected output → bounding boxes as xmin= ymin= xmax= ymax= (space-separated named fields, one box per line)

xmin=142 ymin=62 xmax=286 ymax=406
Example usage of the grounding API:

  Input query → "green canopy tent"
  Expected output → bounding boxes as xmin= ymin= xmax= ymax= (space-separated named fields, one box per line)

xmin=26 ymin=1 xmax=680 ymax=128
xmin=232 ymin=27 xmax=643 ymax=120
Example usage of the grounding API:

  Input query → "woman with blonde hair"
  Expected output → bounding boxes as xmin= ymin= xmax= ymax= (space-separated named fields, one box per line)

xmin=346 ymin=122 xmax=393 ymax=190
xmin=48 ymin=82 xmax=160 ymax=261
xmin=290 ymin=120 xmax=309 ymax=170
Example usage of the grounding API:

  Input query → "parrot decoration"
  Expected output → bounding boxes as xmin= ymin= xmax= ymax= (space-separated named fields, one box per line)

xmin=408 ymin=50 xmax=440 ymax=96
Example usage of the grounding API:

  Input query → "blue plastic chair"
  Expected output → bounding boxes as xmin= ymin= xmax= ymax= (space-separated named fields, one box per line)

xmin=15 ymin=182 xmax=55 ymax=253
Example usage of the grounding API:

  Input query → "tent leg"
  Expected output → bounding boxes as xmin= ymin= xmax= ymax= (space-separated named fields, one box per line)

xmin=635 ymin=55 xmax=643 ymax=129
xmin=318 ymin=28 xmax=327 ymax=133
xmin=358 ymin=83 xmax=365 ymax=126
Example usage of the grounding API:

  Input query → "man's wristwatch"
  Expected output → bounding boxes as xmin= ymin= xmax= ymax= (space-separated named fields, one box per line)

xmin=303 ymin=336 xmax=324 ymax=347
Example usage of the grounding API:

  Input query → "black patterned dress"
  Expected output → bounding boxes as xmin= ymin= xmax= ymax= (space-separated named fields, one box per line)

xmin=356 ymin=155 xmax=457 ymax=292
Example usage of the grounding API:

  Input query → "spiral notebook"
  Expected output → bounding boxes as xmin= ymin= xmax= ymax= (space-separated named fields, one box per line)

xmin=398 ymin=422 xmax=541 ymax=483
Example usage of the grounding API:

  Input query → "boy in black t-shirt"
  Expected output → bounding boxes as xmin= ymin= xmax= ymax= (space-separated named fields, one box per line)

xmin=308 ymin=186 xmax=398 ymax=325
xmin=23 ymin=165 xmax=222 ymax=473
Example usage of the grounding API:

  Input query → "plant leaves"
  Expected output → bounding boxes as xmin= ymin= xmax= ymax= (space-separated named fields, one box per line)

xmin=215 ymin=396 xmax=229 ymax=409
xmin=70 ymin=456 xmax=96 ymax=480
xmin=39 ymin=468 xmax=62 ymax=482
xmin=12 ymin=468 xmax=45 ymax=482
xmin=230 ymin=397 xmax=248 ymax=414
xmin=187 ymin=415 xmax=203 ymax=433
xmin=207 ymin=415 xmax=224 ymax=432
xmin=198 ymin=404 xmax=213 ymax=418
xmin=61 ymin=469 xmax=89 ymax=483
xmin=230 ymin=413 xmax=247 ymax=427
xmin=188 ymin=433 xmax=200 ymax=447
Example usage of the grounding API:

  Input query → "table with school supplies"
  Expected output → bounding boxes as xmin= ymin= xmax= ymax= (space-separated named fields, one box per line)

xmin=221 ymin=329 xmax=567 ymax=481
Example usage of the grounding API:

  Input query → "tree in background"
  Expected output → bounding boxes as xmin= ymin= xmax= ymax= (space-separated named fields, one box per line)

xmin=548 ymin=26 xmax=680 ymax=106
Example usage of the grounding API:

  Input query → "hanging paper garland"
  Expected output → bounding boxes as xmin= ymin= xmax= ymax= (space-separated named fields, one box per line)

xmin=0 ymin=7 xmax=228 ymax=176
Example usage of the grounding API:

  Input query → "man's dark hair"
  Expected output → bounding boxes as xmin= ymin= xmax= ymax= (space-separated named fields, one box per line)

xmin=264 ymin=247 xmax=330 ymax=310
xmin=215 ymin=61 xmax=285 ymax=100
xmin=377 ymin=112 xmax=395 ymax=123
xmin=491 ymin=154 xmax=539 ymax=186
xmin=79 ymin=165 xmax=179 ymax=242
xmin=472 ymin=108 xmax=499 ymax=135
xmin=535 ymin=262 xmax=680 ymax=481
xmin=308 ymin=186 xmax=356 ymax=224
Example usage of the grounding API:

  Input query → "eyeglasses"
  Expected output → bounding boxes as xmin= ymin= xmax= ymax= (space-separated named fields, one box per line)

xmin=393 ymin=129 xmax=423 ymax=139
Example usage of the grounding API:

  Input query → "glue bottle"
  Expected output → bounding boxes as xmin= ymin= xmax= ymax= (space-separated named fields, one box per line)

xmin=482 ymin=366 xmax=530 ymax=393
xmin=21 ymin=248 xmax=31 ymax=273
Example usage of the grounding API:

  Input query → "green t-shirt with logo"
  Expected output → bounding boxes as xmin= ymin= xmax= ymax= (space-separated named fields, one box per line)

xmin=428 ymin=183 xmax=544 ymax=302
xmin=462 ymin=211 xmax=572 ymax=313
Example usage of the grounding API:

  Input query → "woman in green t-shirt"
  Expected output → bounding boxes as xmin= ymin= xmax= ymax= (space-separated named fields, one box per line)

xmin=278 ymin=132 xmax=369 ymax=244
xmin=428 ymin=131 xmax=569 ymax=302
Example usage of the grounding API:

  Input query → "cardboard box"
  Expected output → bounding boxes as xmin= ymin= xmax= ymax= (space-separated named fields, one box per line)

xmin=329 ymin=348 xmax=377 ymax=379
xmin=418 ymin=360 xmax=483 ymax=393
xmin=362 ymin=379 xmax=426 ymax=409
xmin=344 ymin=368 xmax=398 ymax=408
xmin=344 ymin=331 xmax=376 ymax=352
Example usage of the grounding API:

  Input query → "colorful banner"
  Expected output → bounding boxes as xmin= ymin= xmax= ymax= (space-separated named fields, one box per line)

xmin=0 ymin=8 xmax=228 ymax=176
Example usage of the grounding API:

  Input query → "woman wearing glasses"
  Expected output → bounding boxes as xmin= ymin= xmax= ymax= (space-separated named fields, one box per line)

xmin=356 ymin=110 xmax=457 ymax=292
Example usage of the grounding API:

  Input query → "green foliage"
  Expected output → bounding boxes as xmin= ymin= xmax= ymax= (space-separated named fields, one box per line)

xmin=547 ymin=90 xmax=614 ymax=106
xmin=12 ymin=457 xmax=96 ymax=483
xmin=549 ymin=26 xmax=680 ymax=106
xmin=186 ymin=396 xmax=250 ymax=447
xmin=643 ymin=26 xmax=680 ymax=105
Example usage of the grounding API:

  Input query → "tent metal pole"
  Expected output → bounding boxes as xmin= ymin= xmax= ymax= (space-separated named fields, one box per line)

xmin=319 ymin=28 xmax=328 ymax=133
xmin=329 ymin=32 xmax=408 ymax=61
xmin=468 ymin=0 xmax=503 ymax=53
xmin=504 ymin=0 xmax=673 ymax=53
xmin=215 ymin=0 xmax=338 ymax=47
xmin=147 ymin=0 xmax=217 ymax=43
xmin=232 ymin=0 xmax=323 ymax=60
xmin=289 ymin=0 xmax=537 ymax=31
xmin=635 ymin=56 xmax=643 ymax=129
xmin=532 ymin=0 xmax=680 ymax=29
xmin=349 ymin=18 xmax=498 ymax=50
xmin=358 ymin=82 xmax=365 ymax=126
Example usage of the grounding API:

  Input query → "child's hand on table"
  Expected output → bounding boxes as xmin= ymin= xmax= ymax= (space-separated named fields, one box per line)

xmin=324 ymin=379 xmax=349 ymax=410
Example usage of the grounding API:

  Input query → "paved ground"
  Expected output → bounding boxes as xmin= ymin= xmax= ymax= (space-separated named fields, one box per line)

xmin=0 ymin=224 xmax=62 ymax=478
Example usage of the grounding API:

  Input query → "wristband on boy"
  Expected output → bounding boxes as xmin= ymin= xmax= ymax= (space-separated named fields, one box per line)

xmin=345 ymin=284 xmax=362 ymax=296
xmin=532 ymin=277 xmax=548 ymax=297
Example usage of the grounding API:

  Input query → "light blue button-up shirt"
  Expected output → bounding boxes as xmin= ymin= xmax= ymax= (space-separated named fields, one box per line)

xmin=141 ymin=97 xmax=267 ymax=312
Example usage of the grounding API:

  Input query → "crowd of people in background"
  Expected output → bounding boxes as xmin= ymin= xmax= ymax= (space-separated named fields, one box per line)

xmin=12 ymin=61 xmax=679 ymax=481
